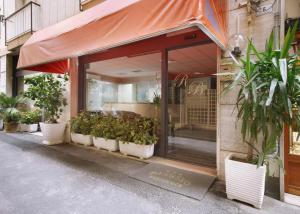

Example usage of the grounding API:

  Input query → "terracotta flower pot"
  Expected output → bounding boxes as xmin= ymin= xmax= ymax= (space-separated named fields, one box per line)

xmin=4 ymin=122 xmax=19 ymax=133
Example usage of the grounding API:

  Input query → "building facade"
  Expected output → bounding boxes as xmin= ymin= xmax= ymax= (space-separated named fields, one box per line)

xmin=0 ymin=0 xmax=80 ymax=96
xmin=1 ymin=0 xmax=300 ymax=206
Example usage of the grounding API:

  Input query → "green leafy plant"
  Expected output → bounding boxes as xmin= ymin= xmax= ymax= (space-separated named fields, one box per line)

xmin=24 ymin=74 xmax=68 ymax=123
xmin=20 ymin=109 xmax=42 ymax=125
xmin=226 ymin=21 xmax=300 ymax=167
xmin=152 ymin=92 xmax=161 ymax=106
xmin=71 ymin=111 xmax=98 ymax=135
xmin=91 ymin=114 xmax=123 ymax=140
xmin=118 ymin=117 xmax=158 ymax=145
xmin=90 ymin=113 xmax=158 ymax=145
xmin=0 ymin=93 xmax=27 ymax=123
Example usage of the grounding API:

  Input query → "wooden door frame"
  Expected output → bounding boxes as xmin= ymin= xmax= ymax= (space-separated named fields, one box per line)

xmin=284 ymin=125 xmax=300 ymax=196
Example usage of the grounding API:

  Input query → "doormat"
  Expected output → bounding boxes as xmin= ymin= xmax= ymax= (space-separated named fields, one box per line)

xmin=129 ymin=163 xmax=215 ymax=200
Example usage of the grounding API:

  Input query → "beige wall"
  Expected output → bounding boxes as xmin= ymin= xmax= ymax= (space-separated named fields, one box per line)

xmin=286 ymin=0 xmax=300 ymax=19
xmin=217 ymin=0 xmax=277 ymax=180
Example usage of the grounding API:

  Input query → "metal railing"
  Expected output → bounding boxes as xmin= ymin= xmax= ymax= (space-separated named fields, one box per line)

xmin=5 ymin=2 xmax=40 ymax=43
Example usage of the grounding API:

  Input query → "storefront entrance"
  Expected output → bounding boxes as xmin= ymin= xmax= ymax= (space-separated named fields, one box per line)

xmin=80 ymin=35 xmax=218 ymax=169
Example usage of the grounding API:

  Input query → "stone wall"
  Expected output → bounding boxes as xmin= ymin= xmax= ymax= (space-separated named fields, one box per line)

xmin=217 ymin=0 xmax=276 ymax=180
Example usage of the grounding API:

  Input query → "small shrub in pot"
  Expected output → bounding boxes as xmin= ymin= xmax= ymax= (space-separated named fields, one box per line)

xmin=91 ymin=114 xmax=121 ymax=151
xmin=24 ymin=74 xmax=68 ymax=144
xmin=70 ymin=111 xmax=97 ymax=146
xmin=118 ymin=117 xmax=158 ymax=159
xmin=19 ymin=109 xmax=42 ymax=132
xmin=0 ymin=93 xmax=27 ymax=133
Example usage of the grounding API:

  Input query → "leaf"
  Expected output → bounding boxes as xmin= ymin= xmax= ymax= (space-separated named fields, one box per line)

xmin=267 ymin=30 xmax=274 ymax=55
xmin=266 ymin=79 xmax=278 ymax=106
xmin=252 ymin=81 xmax=257 ymax=103
xmin=245 ymin=40 xmax=252 ymax=79
xmin=250 ymin=41 xmax=263 ymax=61
xmin=281 ymin=20 xmax=299 ymax=58
xmin=278 ymin=81 xmax=292 ymax=117
xmin=279 ymin=58 xmax=287 ymax=84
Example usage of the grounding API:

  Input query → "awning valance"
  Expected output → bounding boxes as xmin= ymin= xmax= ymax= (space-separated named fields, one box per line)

xmin=18 ymin=0 xmax=227 ymax=73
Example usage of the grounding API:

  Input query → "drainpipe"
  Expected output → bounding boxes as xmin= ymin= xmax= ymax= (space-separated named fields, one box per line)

xmin=273 ymin=0 xmax=281 ymax=50
xmin=274 ymin=0 xmax=286 ymax=202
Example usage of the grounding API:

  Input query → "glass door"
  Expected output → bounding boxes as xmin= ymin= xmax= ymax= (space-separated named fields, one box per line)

xmin=166 ymin=43 xmax=217 ymax=168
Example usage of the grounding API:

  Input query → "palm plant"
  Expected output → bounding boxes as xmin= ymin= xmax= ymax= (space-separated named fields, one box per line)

xmin=0 ymin=93 xmax=27 ymax=123
xmin=227 ymin=21 xmax=300 ymax=167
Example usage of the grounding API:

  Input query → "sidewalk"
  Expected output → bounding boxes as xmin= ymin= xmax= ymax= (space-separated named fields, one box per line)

xmin=0 ymin=132 xmax=299 ymax=214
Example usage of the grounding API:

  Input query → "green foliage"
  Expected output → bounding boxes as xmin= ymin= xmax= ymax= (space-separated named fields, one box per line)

xmin=24 ymin=74 xmax=68 ymax=123
xmin=0 ymin=93 xmax=27 ymax=123
xmin=118 ymin=117 xmax=158 ymax=145
xmin=226 ymin=21 xmax=300 ymax=167
xmin=20 ymin=109 xmax=42 ymax=124
xmin=152 ymin=92 xmax=161 ymax=106
xmin=71 ymin=111 xmax=99 ymax=135
xmin=89 ymin=113 xmax=158 ymax=145
xmin=91 ymin=114 xmax=123 ymax=140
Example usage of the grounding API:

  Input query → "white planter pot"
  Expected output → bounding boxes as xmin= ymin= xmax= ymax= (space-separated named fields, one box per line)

xmin=71 ymin=133 xmax=93 ymax=146
xmin=0 ymin=119 xmax=3 ymax=130
xmin=225 ymin=154 xmax=266 ymax=209
xmin=93 ymin=137 xmax=119 ymax=152
xmin=119 ymin=141 xmax=154 ymax=159
xmin=40 ymin=122 xmax=66 ymax=145
xmin=19 ymin=124 xmax=38 ymax=132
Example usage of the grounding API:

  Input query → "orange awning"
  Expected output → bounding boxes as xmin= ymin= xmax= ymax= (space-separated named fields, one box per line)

xmin=18 ymin=0 xmax=227 ymax=73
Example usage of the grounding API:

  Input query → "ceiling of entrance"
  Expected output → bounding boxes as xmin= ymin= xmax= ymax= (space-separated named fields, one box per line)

xmin=86 ymin=43 xmax=217 ymax=78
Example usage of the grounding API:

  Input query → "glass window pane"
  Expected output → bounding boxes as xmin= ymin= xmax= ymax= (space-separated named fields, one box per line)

xmin=85 ymin=53 xmax=161 ymax=120
xmin=291 ymin=131 xmax=300 ymax=155
xmin=167 ymin=44 xmax=217 ymax=168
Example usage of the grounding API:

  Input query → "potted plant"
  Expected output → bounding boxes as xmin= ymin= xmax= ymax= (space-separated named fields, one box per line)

xmin=119 ymin=117 xmax=158 ymax=159
xmin=91 ymin=114 xmax=120 ymax=152
xmin=70 ymin=111 xmax=94 ymax=146
xmin=152 ymin=92 xmax=161 ymax=119
xmin=0 ymin=93 xmax=27 ymax=133
xmin=225 ymin=22 xmax=299 ymax=209
xmin=24 ymin=74 xmax=68 ymax=145
xmin=19 ymin=109 xmax=41 ymax=132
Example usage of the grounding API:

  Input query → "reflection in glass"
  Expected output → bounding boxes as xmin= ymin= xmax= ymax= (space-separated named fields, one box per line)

xmin=85 ymin=53 xmax=161 ymax=120
xmin=291 ymin=132 xmax=300 ymax=155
